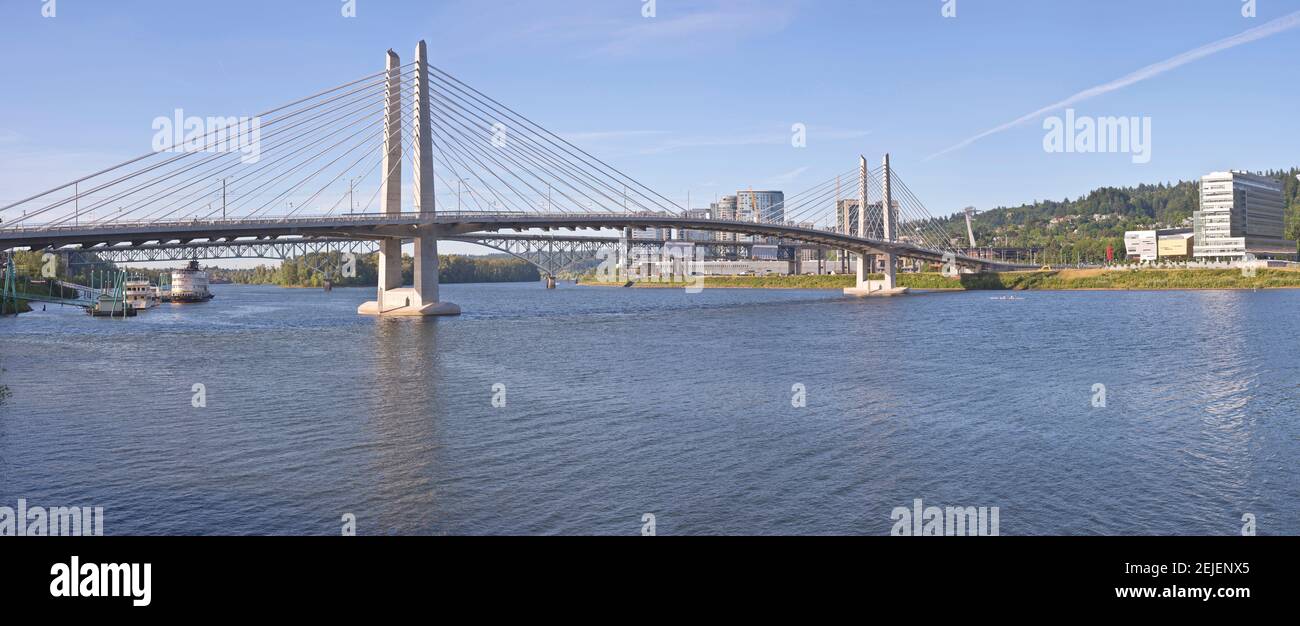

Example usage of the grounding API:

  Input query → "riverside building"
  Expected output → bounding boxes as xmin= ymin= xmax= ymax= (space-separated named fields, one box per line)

xmin=1193 ymin=171 xmax=1296 ymax=260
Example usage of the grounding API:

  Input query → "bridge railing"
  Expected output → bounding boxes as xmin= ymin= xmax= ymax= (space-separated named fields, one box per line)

xmin=0 ymin=212 xmax=453 ymax=234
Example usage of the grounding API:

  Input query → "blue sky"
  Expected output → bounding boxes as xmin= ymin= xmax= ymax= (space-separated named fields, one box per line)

xmin=2 ymin=0 xmax=1298 ymax=242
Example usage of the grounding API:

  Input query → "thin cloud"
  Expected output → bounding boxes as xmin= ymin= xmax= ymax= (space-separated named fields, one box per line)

xmin=766 ymin=166 xmax=811 ymax=185
xmin=434 ymin=0 xmax=799 ymax=60
xmin=640 ymin=127 xmax=870 ymax=154
xmin=641 ymin=132 xmax=788 ymax=154
xmin=561 ymin=130 xmax=670 ymax=142
xmin=594 ymin=6 xmax=795 ymax=56
xmin=926 ymin=10 xmax=1300 ymax=161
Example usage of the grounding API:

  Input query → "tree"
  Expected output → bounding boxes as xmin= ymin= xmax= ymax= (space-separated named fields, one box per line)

xmin=219 ymin=254 xmax=539 ymax=287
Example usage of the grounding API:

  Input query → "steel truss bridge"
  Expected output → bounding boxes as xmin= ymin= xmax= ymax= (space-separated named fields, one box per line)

xmin=54 ymin=233 xmax=825 ymax=280
xmin=1 ymin=212 xmax=1010 ymax=270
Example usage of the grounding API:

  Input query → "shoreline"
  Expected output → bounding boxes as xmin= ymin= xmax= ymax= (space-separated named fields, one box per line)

xmin=580 ymin=282 xmax=1300 ymax=292
xmin=576 ymin=268 xmax=1300 ymax=292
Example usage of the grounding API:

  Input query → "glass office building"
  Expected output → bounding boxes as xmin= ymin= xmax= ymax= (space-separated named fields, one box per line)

xmin=1193 ymin=171 xmax=1296 ymax=260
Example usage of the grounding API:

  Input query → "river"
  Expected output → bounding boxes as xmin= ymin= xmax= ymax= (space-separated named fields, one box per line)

xmin=1 ymin=282 xmax=1296 ymax=535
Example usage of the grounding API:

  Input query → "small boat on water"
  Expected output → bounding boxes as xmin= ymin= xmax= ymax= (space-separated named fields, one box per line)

xmin=989 ymin=295 xmax=1024 ymax=301
xmin=87 ymin=293 xmax=137 ymax=317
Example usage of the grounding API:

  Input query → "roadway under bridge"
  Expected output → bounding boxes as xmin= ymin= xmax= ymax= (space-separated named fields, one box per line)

xmin=50 ymin=234 xmax=839 ymax=282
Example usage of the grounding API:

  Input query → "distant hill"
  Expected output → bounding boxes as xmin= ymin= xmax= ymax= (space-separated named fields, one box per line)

xmin=932 ymin=168 xmax=1300 ymax=263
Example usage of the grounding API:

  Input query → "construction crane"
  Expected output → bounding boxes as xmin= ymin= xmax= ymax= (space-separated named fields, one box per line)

xmin=963 ymin=207 xmax=979 ymax=248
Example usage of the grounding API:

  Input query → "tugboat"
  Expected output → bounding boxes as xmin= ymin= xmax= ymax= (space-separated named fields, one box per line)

xmin=170 ymin=260 xmax=215 ymax=303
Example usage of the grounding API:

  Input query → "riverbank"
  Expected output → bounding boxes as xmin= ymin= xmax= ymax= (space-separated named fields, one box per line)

xmin=579 ymin=268 xmax=1300 ymax=291
xmin=0 ymin=300 xmax=33 ymax=314
xmin=224 ymin=254 xmax=539 ymax=288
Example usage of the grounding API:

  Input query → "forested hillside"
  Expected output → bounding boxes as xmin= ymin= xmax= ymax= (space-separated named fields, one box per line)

xmin=932 ymin=168 xmax=1300 ymax=264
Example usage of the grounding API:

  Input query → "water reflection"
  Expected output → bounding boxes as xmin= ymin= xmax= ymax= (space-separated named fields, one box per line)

xmin=364 ymin=318 xmax=449 ymax=534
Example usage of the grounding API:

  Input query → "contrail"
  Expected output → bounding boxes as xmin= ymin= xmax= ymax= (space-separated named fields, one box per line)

xmin=925 ymin=10 xmax=1300 ymax=161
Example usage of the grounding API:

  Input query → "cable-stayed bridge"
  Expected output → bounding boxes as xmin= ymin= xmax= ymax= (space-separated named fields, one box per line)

xmin=0 ymin=41 xmax=1026 ymax=315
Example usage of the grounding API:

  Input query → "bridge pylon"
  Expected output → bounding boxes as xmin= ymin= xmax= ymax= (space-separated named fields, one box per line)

xmin=3 ymin=252 xmax=19 ymax=316
xmin=358 ymin=42 xmax=461 ymax=317
xmin=844 ymin=153 xmax=909 ymax=297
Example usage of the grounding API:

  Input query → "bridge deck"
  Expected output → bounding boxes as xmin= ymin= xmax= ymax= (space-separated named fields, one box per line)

xmin=1 ymin=212 xmax=1033 ymax=271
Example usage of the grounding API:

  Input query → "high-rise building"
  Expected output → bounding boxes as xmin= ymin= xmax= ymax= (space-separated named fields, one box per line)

xmin=681 ymin=208 xmax=715 ymax=242
xmin=836 ymin=199 xmax=860 ymax=235
xmin=629 ymin=224 xmax=672 ymax=241
xmin=711 ymin=196 xmax=739 ymax=243
xmin=1193 ymin=171 xmax=1296 ymax=260
xmin=836 ymin=199 xmax=888 ymax=239
xmin=737 ymin=191 xmax=785 ymax=224
xmin=737 ymin=190 xmax=784 ymax=244
xmin=712 ymin=196 xmax=738 ymax=220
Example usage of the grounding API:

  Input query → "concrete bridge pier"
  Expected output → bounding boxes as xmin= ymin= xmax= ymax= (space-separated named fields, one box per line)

xmin=621 ymin=227 xmax=633 ymax=280
xmin=845 ymin=154 xmax=909 ymax=297
xmin=358 ymin=42 xmax=461 ymax=317
xmin=546 ymin=275 xmax=557 ymax=289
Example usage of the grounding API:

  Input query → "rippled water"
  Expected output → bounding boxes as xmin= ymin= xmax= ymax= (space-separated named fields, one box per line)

xmin=1 ymin=283 xmax=1296 ymax=535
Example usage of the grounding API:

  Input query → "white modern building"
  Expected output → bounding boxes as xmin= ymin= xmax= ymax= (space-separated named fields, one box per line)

xmin=1124 ymin=230 xmax=1159 ymax=261
xmin=1193 ymin=171 xmax=1296 ymax=260
xmin=1124 ymin=228 xmax=1194 ymax=261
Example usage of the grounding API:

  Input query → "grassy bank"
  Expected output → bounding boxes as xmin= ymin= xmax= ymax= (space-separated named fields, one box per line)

xmin=0 ymin=300 xmax=33 ymax=314
xmin=580 ymin=268 xmax=1300 ymax=291
xmin=970 ymin=268 xmax=1300 ymax=290
xmin=581 ymin=274 xmax=858 ymax=290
